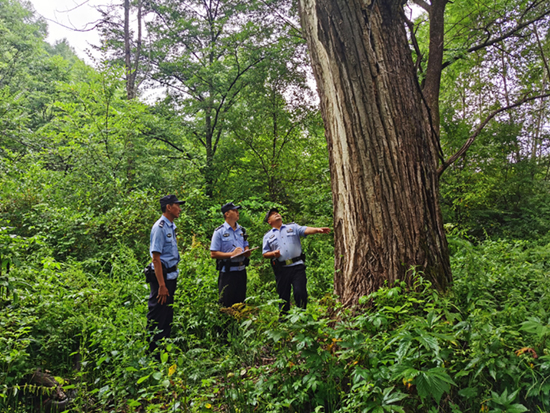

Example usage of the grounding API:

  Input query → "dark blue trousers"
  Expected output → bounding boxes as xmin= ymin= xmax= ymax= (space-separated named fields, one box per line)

xmin=275 ymin=264 xmax=307 ymax=313
xmin=147 ymin=278 xmax=177 ymax=353
xmin=218 ymin=269 xmax=247 ymax=307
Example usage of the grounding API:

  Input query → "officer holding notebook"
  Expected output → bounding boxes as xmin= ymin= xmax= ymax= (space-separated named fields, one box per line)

xmin=210 ymin=202 xmax=251 ymax=307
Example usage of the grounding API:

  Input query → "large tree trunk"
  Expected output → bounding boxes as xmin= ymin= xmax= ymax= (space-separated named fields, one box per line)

xmin=298 ymin=0 xmax=452 ymax=305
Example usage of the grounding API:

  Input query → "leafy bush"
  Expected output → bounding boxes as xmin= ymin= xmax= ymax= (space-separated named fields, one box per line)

xmin=2 ymin=220 xmax=550 ymax=413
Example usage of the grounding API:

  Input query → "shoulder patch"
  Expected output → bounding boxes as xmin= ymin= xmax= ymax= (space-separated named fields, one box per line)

xmin=158 ymin=220 xmax=165 ymax=228
xmin=215 ymin=225 xmax=224 ymax=231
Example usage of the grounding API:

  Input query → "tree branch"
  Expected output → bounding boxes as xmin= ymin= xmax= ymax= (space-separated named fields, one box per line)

xmin=534 ymin=25 xmax=550 ymax=80
xmin=442 ymin=9 xmax=550 ymax=70
xmin=438 ymin=92 xmax=550 ymax=176
xmin=403 ymin=13 xmax=424 ymax=73
xmin=149 ymin=135 xmax=195 ymax=162
xmin=412 ymin=0 xmax=431 ymax=13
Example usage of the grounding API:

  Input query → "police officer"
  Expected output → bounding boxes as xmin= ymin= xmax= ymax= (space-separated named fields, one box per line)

xmin=262 ymin=208 xmax=330 ymax=313
xmin=210 ymin=202 xmax=250 ymax=307
xmin=147 ymin=194 xmax=184 ymax=353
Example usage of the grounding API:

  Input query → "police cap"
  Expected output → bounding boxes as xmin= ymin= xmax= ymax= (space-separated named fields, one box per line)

xmin=221 ymin=202 xmax=242 ymax=214
xmin=264 ymin=208 xmax=279 ymax=223
xmin=160 ymin=194 xmax=185 ymax=208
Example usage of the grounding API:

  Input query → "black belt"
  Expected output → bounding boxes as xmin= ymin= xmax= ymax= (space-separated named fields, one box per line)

xmin=281 ymin=256 xmax=303 ymax=266
xmin=163 ymin=264 xmax=178 ymax=274
xmin=217 ymin=257 xmax=249 ymax=271
xmin=272 ymin=253 xmax=305 ymax=269
xmin=231 ymin=261 xmax=245 ymax=266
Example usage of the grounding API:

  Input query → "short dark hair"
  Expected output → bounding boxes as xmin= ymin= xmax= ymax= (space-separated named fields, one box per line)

xmin=161 ymin=205 xmax=167 ymax=213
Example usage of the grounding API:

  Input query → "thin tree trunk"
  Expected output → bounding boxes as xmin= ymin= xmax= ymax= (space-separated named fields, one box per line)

xmin=298 ymin=0 xmax=452 ymax=305
xmin=124 ymin=0 xmax=142 ymax=100
xmin=124 ymin=0 xmax=133 ymax=100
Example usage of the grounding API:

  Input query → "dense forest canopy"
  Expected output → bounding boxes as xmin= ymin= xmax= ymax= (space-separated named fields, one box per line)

xmin=1 ymin=0 xmax=550 ymax=412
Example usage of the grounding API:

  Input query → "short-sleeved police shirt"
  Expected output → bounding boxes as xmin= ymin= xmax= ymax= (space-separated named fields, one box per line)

xmin=210 ymin=222 xmax=249 ymax=272
xmin=150 ymin=215 xmax=180 ymax=280
xmin=262 ymin=223 xmax=307 ymax=267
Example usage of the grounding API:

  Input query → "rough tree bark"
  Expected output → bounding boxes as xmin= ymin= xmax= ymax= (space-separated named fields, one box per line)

xmin=298 ymin=0 xmax=452 ymax=305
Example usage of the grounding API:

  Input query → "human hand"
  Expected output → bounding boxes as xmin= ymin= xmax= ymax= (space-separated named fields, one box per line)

xmin=157 ymin=284 xmax=170 ymax=305
xmin=232 ymin=247 xmax=243 ymax=255
xmin=318 ymin=227 xmax=331 ymax=234
xmin=272 ymin=249 xmax=281 ymax=258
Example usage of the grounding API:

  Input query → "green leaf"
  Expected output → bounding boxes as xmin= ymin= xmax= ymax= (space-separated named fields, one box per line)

xmin=415 ymin=368 xmax=454 ymax=403
xmin=506 ymin=404 xmax=528 ymax=413
xmin=396 ymin=337 xmax=413 ymax=360
xmin=381 ymin=386 xmax=407 ymax=405
xmin=136 ymin=374 xmax=150 ymax=384
xmin=415 ymin=329 xmax=440 ymax=353
xmin=458 ymin=387 xmax=478 ymax=398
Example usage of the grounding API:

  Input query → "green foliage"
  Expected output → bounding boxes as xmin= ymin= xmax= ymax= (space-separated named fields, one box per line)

xmin=440 ymin=114 xmax=550 ymax=239
xmin=2 ymin=0 xmax=550 ymax=412
xmin=2 ymin=231 xmax=549 ymax=412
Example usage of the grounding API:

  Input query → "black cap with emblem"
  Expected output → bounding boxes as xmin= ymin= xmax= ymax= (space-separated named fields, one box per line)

xmin=221 ymin=202 xmax=242 ymax=214
xmin=264 ymin=207 xmax=279 ymax=223
xmin=160 ymin=194 xmax=185 ymax=208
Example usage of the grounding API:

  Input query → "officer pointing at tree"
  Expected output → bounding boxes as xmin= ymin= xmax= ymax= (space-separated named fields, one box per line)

xmin=262 ymin=208 xmax=330 ymax=314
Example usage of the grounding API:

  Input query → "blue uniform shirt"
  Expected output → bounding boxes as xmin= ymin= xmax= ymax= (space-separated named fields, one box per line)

xmin=262 ymin=223 xmax=307 ymax=267
xmin=150 ymin=215 xmax=180 ymax=280
xmin=210 ymin=222 xmax=249 ymax=272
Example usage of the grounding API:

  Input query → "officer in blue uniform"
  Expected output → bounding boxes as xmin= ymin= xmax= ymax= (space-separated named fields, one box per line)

xmin=210 ymin=202 xmax=250 ymax=307
xmin=262 ymin=208 xmax=330 ymax=313
xmin=147 ymin=194 xmax=184 ymax=353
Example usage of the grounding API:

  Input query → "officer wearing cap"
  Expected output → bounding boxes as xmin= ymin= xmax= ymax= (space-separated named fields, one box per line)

xmin=262 ymin=208 xmax=330 ymax=314
xmin=210 ymin=202 xmax=250 ymax=307
xmin=147 ymin=194 xmax=184 ymax=353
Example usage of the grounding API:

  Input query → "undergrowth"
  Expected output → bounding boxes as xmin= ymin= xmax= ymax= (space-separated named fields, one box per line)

xmin=1 ymin=228 xmax=549 ymax=412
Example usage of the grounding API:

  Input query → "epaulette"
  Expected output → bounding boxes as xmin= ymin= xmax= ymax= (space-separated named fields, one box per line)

xmin=215 ymin=225 xmax=224 ymax=231
xmin=158 ymin=220 xmax=165 ymax=228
